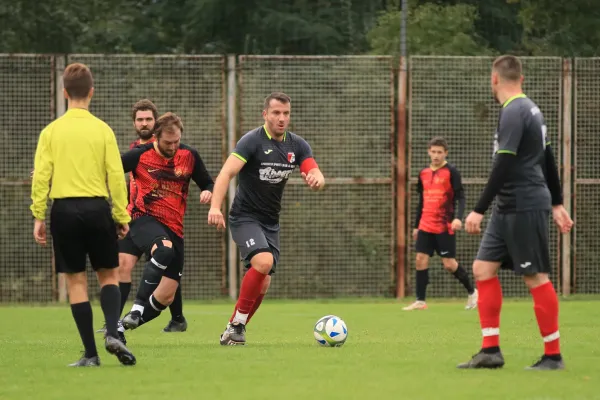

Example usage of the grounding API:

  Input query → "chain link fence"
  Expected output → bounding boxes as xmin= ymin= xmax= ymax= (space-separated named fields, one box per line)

xmin=408 ymin=56 xmax=563 ymax=298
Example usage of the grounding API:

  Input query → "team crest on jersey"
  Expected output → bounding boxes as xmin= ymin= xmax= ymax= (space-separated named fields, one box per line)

xmin=174 ymin=167 xmax=188 ymax=177
xmin=287 ymin=152 xmax=295 ymax=164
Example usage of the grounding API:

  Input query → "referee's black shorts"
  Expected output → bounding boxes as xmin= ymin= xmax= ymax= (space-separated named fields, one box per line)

xmin=50 ymin=197 xmax=119 ymax=274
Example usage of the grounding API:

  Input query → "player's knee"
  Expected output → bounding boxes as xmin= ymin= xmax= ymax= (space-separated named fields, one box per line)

xmin=415 ymin=253 xmax=429 ymax=270
xmin=251 ymin=252 xmax=274 ymax=275
xmin=442 ymin=258 xmax=458 ymax=272
xmin=472 ymin=260 xmax=499 ymax=281
xmin=150 ymin=237 xmax=174 ymax=270
xmin=522 ymin=273 xmax=550 ymax=290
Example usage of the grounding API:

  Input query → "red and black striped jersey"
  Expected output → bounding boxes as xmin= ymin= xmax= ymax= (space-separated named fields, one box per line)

xmin=127 ymin=137 xmax=156 ymax=215
xmin=122 ymin=142 xmax=214 ymax=237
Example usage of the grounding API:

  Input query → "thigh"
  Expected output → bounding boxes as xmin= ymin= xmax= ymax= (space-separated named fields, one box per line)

xmin=230 ymin=216 xmax=271 ymax=265
xmin=476 ymin=212 xmax=510 ymax=265
xmin=434 ymin=232 xmax=456 ymax=258
xmin=119 ymin=231 xmax=144 ymax=258
xmin=415 ymin=230 xmax=435 ymax=257
xmin=505 ymin=211 xmax=551 ymax=276
xmin=163 ymin=234 xmax=184 ymax=282
xmin=50 ymin=201 xmax=87 ymax=274
xmin=81 ymin=200 xmax=119 ymax=270
xmin=261 ymin=222 xmax=281 ymax=274
xmin=130 ymin=216 xmax=171 ymax=255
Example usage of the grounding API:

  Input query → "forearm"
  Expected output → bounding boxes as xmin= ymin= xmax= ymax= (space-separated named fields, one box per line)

xmin=30 ymin=177 xmax=51 ymax=220
xmin=544 ymin=145 xmax=563 ymax=206
xmin=473 ymin=154 xmax=512 ymax=214
xmin=107 ymin=172 xmax=131 ymax=224
xmin=210 ymin=172 xmax=232 ymax=209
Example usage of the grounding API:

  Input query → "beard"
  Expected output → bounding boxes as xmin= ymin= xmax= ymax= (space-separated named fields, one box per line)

xmin=136 ymin=128 xmax=153 ymax=140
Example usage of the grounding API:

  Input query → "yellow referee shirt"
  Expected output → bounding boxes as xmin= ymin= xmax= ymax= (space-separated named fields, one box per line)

xmin=30 ymin=108 xmax=130 ymax=224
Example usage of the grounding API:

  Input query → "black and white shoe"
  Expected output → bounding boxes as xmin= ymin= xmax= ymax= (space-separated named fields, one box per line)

xmin=219 ymin=322 xmax=246 ymax=345
xmin=163 ymin=317 xmax=188 ymax=332
xmin=457 ymin=350 xmax=505 ymax=369
xmin=105 ymin=336 xmax=136 ymax=366
xmin=121 ymin=311 xmax=142 ymax=330
xmin=525 ymin=355 xmax=565 ymax=370
xmin=68 ymin=354 xmax=100 ymax=367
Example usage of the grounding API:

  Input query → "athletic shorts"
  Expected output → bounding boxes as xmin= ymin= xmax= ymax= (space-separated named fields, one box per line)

xmin=50 ymin=197 xmax=119 ymax=273
xmin=119 ymin=215 xmax=184 ymax=282
xmin=415 ymin=230 xmax=456 ymax=258
xmin=476 ymin=210 xmax=551 ymax=275
xmin=229 ymin=215 xmax=280 ymax=275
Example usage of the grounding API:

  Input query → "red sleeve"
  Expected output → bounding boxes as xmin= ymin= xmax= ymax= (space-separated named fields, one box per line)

xmin=300 ymin=157 xmax=318 ymax=174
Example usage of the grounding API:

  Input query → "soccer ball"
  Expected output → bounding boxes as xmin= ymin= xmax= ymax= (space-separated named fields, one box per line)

xmin=313 ymin=315 xmax=348 ymax=347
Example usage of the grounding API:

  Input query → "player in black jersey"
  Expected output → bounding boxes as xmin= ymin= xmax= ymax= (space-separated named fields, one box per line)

xmin=208 ymin=92 xmax=325 ymax=345
xmin=458 ymin=55 xmax=573 ymax=371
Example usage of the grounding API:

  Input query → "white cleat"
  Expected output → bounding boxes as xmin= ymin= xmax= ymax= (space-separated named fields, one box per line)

xmin=465 ymin=289 xmax=478 ymax=310
xmin=402 ymin=300 xmax=428 ymax=311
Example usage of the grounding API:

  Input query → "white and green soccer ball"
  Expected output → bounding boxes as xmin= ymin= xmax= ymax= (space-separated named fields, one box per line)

xmin=313 ymin=315 xmax=348 ymax=347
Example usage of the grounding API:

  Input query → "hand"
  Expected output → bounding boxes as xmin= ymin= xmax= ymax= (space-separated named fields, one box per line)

xmin=116 ymin=223 xmax=129 ymax=239
xmin=451 ymin=218 xmax=462 ymax=231
xmin=465 ymin=212 xmax=483 ymax=234
xmin=208 ymin=207 xmax=226 ymax=231
xmin=412 ymin=229 xmax=418 ymax=241
xmin=301 ymin=171 xmax=324 ymax=190
xmin=552 ymin=205 xmax=574 ymax=234
xmin=200 ymin=190 xmax=212 ymax=204
xmin=33 ymin=219 xmax=47 ymax=246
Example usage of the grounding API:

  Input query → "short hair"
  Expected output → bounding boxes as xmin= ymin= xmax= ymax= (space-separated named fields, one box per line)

xmin=132 ymin=99 xmax=158 ymax=121
xmin=263 ymin=92 xmax=291 ymax=110
xmin=63 ymin=63 xmax=93 ymax=100
xmin=154 ymin=112 xmax=183 ymax=138
xmin=492 ymin=55 xmax=522 ymax=82
xmin=428 ymin=136 xmax=448 ymax=151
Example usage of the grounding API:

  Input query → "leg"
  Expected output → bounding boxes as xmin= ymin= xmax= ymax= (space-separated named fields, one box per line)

xmin=163 ymin=284 xmax=187 ymax=332
xmin=118 ymin=253 xmax=138 ymax=316
xmin=247 ymin=275 xmax=271 ymax=325
xmin=136 ymin=276 xmax=180 ymax=328
xmin=65 ymin=272 xmax=99 ymax=363
xmin=442 ymin=258 xmax=477 ymax=309
xmin=403 ymin=230 xmax=432 ymax=310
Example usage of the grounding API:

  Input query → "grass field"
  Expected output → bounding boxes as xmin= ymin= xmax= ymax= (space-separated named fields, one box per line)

xmin=1 ymin=297 xmax=599 ymax=400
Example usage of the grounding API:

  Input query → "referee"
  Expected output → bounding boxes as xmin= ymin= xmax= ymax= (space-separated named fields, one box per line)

xmin=31 ymin=63 xmax=136 ymax=367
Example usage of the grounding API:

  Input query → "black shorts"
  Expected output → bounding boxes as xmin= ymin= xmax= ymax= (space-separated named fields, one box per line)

xmin=118 ymin=215 xmax=184 ymax=282
xmin=415 ymin=230 xmax=456 ymax=258
xmin=229 ymin=215 xmax=280 ymax=275
xmin=50 ymin=197 xmax=118 ymax=273
xmin=476 ymin=210 xmax=550 ymax=275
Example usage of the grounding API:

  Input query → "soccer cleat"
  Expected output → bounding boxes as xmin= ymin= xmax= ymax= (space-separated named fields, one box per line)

xmin=105 ymin=336 xmax=136 ymax=366
xmin=465 ymin=289 xmax=479 ymax=310
xmin=525 ymin=355 xmax=565 ymax=370
xmin=163 ymin=317 xmax=188 ymax=333
xmin=68 ymin=355 xmax=100 ymax=367
xmin=219 ymin=322 xmax=246 ymax=345
xmin=117 ymin=320 xmax=127 ymax=345
xmin=402 ymin=301 xmax=428 ymax=311
xmin=121 ymin=311 xmax=142 ymax=330
xmin=457 ymin=350 xmax=505 ymax=369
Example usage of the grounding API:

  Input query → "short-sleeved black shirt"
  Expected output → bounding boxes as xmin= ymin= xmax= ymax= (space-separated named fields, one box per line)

xmin=493 ymin=94 xmax=551 ymax=212
xmin=230 ymin=125 xmax=313 ymax=224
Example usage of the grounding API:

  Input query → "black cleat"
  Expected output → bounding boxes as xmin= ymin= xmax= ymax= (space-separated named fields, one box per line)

xmin=219 ymin=322 xmax=246 ymax=345
xmin=525 ymin=355 xmax=565 ymax=370
xmin=163 ymin=317 xmax=188 ymax=332
xmin=457 ymin=350 xmax=505 ymax=369
xmin=68 ymin=355 xmax=100 ymax=367
xmin=105 ymin=336 xmax=136 ymax=366
xmin=121 ymin=311 xmax=142 ymax=330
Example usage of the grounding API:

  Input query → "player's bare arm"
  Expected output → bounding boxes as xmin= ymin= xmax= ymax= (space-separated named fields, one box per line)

xmin=300 ymin=167 xmax=325 ymax=190
xmin=208 ymin=154 xmax=246 ymax=230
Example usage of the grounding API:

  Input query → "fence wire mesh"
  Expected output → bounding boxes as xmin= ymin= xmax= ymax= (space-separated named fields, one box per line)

xmin=237 ymin=56 xmax=394 ymax=298
xmin=408 ymin=56 xmax=563 ymax=297
xmin=0 ymin=55 xmax=55 ymax=302
xmin=65 ymin=55 xmax=227 ymax=300
xmin=574 ymin=58 xmax=600 ymax=294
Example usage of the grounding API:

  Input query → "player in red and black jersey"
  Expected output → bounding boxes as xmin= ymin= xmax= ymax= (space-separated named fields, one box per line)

xmin=118 ymin=112 xmax=214 ymax=336
xmin=403 ymin=137 xmax=477 ymax=311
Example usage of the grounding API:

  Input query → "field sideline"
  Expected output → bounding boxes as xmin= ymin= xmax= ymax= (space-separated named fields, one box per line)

xmin=1 ymin=297 xmax=599 ymax=400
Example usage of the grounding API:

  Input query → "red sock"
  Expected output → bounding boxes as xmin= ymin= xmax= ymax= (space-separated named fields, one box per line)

xmin=477 ymin=276 xmax=503 ymax=349
xmin=231 ymin=267 xmax=266 ymax=320
xmin=247 ymin=293 xmax=265 ymax=324
xmin=531 ymin=281 xmax=560 ymax=356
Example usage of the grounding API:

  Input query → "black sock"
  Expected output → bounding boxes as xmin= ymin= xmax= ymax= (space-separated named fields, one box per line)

xmin=139 ymin=294 xmax=168 ymax=326
xmin=100 ymin=284 xmax=121 ymax=339
xmin=71 ymin=302 xmax=97 ymax=358
xmin=482 ymin=346 xmax=500 ymax=354
xmin=453 ymin=264 xmax=475 ymax=294
xmin=169 ymin=285 xmax=184 ymax=322
xmin=119 ymin=282 xmax=132 ymax=316
xmin=415 ymin=269 xmax=429 ymax=301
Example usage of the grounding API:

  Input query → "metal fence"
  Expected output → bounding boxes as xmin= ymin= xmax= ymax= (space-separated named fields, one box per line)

xmin=0 ymin=54 xmax=596 ymax=302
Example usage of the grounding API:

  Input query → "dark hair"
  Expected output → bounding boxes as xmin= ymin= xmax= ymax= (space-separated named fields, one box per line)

xmin=263 ymin=92 xmax=291 ymax=110
xmin=63 ymin=63 xmax=93 ymax=100
xmin=428 ymin=136 xmax=448 ymax=151
xmin=154 ymin=112 xmax=183 ymax=138
xmin=492 ymin=55 xmax=522 ymax=82
xmin=132 ymin=99 xmax=158 ymax=121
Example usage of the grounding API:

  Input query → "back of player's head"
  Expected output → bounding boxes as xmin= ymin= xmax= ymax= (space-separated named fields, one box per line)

xmin=492 ymin=55 xmax=522 ymax=82
xmin=154 ymin=112 xmax=183 ymax=138
xmin=264 ymin=92 xmax=291 ymax=110
xmin=132 ymin=99 xmax=158 ymax=121
xmin=63 ymin=63 xmax=93 ymax=100
xmin=428 ymin=136 xmax=448 ymax=151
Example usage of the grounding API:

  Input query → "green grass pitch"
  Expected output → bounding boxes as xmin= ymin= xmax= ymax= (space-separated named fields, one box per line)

xmin=1 ymin=298 xmax=599 ymax=400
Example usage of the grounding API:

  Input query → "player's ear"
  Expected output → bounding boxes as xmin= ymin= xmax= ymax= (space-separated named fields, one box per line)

xmin=262 ymin=109 xmax=267 ymax=120
xmin=63 ymin=88 xmax=69 ymax=100
xmin=520 ymin=75 xmax=524 ymax=84
xmin=88 ymin=87 xmax=94 ymax=99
